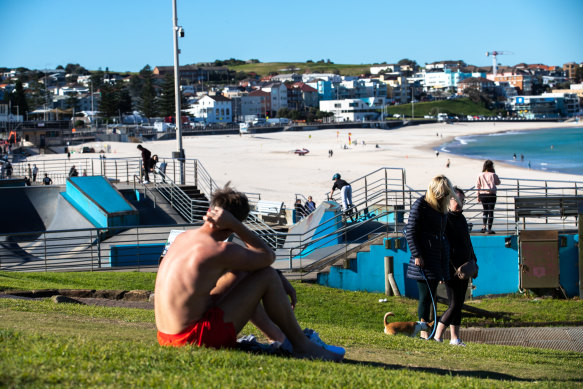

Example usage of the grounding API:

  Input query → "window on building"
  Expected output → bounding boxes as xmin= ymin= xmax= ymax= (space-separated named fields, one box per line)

xmin=216 ymin=109 xmax=219 ymax=115
xmin=226 ymin=109 xmax=230 ymax=115
xmin=334 ymin=103 xmax=341 ymax=108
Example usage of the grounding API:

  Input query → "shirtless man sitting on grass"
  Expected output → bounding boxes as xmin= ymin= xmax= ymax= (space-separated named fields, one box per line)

xmin=155 ymin=184 xmax=343 ymax=362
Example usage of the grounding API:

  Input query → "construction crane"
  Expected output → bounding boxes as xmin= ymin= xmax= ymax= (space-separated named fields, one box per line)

xmin=485 ymin=51 xmax=513 ymax=77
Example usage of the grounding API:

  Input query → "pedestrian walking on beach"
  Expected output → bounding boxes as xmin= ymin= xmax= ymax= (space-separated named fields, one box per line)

xmin=476 ymin=160 xmax=501 ymax=234
xmin=405 ymin=175 xmax=456 ymax=339
xmin=433 ymin=187 xmax=477 ymax=346
xmin=446 ymin=159 xmax=450 ymax=168
xmin=137 ymin=145 xmax=152 ymax=184
xmin=435 ymin=150 xmax=440 ymax=158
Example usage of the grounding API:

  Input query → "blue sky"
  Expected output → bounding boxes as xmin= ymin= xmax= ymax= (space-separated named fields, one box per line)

xmin=2 ymin=0 xmax=582 ymax=72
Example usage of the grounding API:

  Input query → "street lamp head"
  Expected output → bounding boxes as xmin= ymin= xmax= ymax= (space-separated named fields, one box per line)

xmin=178 ymin=26 xmax=185 ymax=37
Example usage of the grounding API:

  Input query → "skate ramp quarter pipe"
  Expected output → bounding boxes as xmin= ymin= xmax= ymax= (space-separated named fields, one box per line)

xmin=0 ymin=186 xmax=62 ymax=234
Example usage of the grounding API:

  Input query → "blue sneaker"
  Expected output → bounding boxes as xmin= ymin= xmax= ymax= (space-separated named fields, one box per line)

xmin=303 ymin=328 xmax=346 ymax=357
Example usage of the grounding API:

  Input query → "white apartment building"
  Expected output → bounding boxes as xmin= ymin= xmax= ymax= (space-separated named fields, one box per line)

xmin=57 ymin=86 xmax=89 ymax=96
xmin=260 ymin=83 xmax=288 ymax=114
xmin=319 ymin=98 xmax=385 ymax=122
xmin=370 ymin=64 xmax=401 ymax=75
xmin=187 ymin=95 xmax=232 ymax=123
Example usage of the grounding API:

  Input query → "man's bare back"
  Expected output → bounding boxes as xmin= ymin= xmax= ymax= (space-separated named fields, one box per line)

xmin=155 ymin=207 xmax=274 ymax=334
xmin=155 ymin=229 xmax=228 ymax=334
xmin=154 ymin=186 xmax=343 ymax=361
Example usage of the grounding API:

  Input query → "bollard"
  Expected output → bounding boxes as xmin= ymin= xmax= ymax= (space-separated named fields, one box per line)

xmin=384 ymin=256 xmax=393 ymax=296
xmin=385 ymin=255 xmax=401 ymax=297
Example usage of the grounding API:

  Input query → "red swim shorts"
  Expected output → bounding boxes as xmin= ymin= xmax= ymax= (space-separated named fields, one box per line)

xmin=157 ymin=307 xmax=237 ymax=349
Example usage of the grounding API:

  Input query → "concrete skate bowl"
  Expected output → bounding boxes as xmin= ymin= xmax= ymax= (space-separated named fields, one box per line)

xmin=0 ymin=186 xmax=95 ymax=270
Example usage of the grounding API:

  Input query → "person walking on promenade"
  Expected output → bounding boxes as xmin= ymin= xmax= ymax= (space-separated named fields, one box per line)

xmin=154 ymin=184 xmax=343 ymax=361
xmin=433 ymin=187 xmax=477 ymax=346
xmin=405 ymin=175 xmax=456 ymax=338
xmin=42 ymin=173 xmax=52 ymax=185
xmin=32 ymin=164 xmax=38 ymax=182
xmin=476 ymin=159 xmax=501 ymax=234
xmin=137 ymin=145 xmax=152 ymax=184
xmin=330 ymin=173 xmax=353 ymax=213
xmin=27 ymin=164 xmax=32 ymax=179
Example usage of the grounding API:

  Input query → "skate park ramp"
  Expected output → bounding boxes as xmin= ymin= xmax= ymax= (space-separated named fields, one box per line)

xmin=277 ymin=201 xmax=343 ymax=267
xmin=63 ymin=176 xmax=138 ymax=228
xmin=0 ymin=186 xmax=64 ymax=235
xmin=0 ymin=185 xmax=96 ymax=267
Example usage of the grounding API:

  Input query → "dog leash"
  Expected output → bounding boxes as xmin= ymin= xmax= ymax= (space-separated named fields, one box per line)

xmin=419 ymin=268 xmax=437 ymax=340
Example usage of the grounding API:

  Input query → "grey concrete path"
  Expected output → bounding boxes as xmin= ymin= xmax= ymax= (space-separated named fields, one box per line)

xmin=455 ymin=326 xmax=583 ymax=352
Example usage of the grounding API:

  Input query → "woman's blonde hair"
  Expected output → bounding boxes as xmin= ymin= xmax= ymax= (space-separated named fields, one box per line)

xmin=425 ymin=175 xmax=457 ymax=213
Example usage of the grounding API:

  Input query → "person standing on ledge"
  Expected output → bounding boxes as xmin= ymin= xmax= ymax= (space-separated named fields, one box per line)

xmin=154 ymin=184 xmax=343 ymax=361
xmin=330 ymin=173 xmax=353 ymax=213
xmin=476 ymin=159 xmax=501 ymax=234
xmin=137 ymin=144 xmax=152 ymax=184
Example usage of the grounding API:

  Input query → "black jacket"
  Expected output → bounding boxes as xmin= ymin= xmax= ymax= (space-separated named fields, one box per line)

xmin=406 ymin=196 xmax=449 ymax=281
xmin=445 ymin=210 xmax=476 ymax=278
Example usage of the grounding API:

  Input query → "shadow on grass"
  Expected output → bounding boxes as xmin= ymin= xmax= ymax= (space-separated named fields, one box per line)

xmin=340 ymin=358 xmax=570 ymax=382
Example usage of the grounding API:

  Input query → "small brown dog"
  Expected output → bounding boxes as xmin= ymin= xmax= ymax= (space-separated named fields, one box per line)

xmin=383 ymin=312 xmax=433 ymax=338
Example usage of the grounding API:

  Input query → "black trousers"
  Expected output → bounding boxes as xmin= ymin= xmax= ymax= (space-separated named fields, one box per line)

xmin=439 ymin=276 xmax=469 ymax=327
xmin=417 ymin=279 xmax=439 ymax=322
xmin=478 ymin=193 xmax=497 ymax=230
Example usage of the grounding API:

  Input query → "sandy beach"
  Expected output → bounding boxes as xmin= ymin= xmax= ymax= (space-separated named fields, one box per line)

xmin=39 ymin=121 xmax=583 ymax=205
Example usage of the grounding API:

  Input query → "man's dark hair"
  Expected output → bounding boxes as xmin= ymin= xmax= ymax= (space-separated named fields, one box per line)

xmin=210 ymin=182 xmax=250 ymax=222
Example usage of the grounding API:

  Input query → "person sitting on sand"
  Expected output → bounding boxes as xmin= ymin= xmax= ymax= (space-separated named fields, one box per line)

xmin=154 ymin=184 xmax=343 ymax=361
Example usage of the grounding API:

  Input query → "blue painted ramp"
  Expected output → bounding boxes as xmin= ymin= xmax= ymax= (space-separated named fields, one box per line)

xmin=63 ymin=176 xmax=138 ymax=228
xmin=280 ymin=201 xmax=342 ymax=263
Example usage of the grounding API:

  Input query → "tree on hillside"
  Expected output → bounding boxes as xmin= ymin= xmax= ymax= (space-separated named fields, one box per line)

xmin=116 ymin=84 xmax=132 ymax=114
xmin=65 ymin=92 xmax=79 ymax=113
xmin=64 ymin=63 xmax=89 ymax=75
xmin=11 ymin=80 xmax=29 ymax=115
xmin=397 ymin=58 xmax=419 ymax=71
xmin=138 ymin=67 xmax=157 ymax=119
xmin=91 ymin=69 xmax=104 ymax=89
xmin=98 ymin=83 xmax=119 ymax=120
xmin=157 ymin=74 xmax=176 ymax=118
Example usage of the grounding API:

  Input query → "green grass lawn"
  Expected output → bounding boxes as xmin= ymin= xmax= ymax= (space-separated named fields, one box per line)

xmin=228 ymin=62 xmax=372 ymax=77
xmin=385 ymin=98 xmax=495 ymax=118
xmin=1 ymin=271 xmax=582 ymax=387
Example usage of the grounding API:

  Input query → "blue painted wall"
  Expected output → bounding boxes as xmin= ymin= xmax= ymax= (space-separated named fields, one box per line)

xmin=318 ymin=234 xmax=580 ymax=298
xmin=108 ymin=244 xmax=164 ymax=267
xmin=560 ymin=234 xmax=580 ymax=297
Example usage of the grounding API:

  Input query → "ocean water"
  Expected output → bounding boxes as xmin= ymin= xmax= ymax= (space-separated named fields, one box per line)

xmin=439 ymin=127 xmax=583 ymax=176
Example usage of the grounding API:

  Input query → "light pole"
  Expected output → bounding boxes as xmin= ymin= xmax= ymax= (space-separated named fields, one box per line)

xmin=411 ymin=87 xmax=414 ymax=120
xmin=172 ymin=0 xmax=185 ymax=184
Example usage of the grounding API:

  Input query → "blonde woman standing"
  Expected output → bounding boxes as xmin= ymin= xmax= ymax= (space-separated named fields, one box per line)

xmin=405 ymin=175 xmax=457 ymax=338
